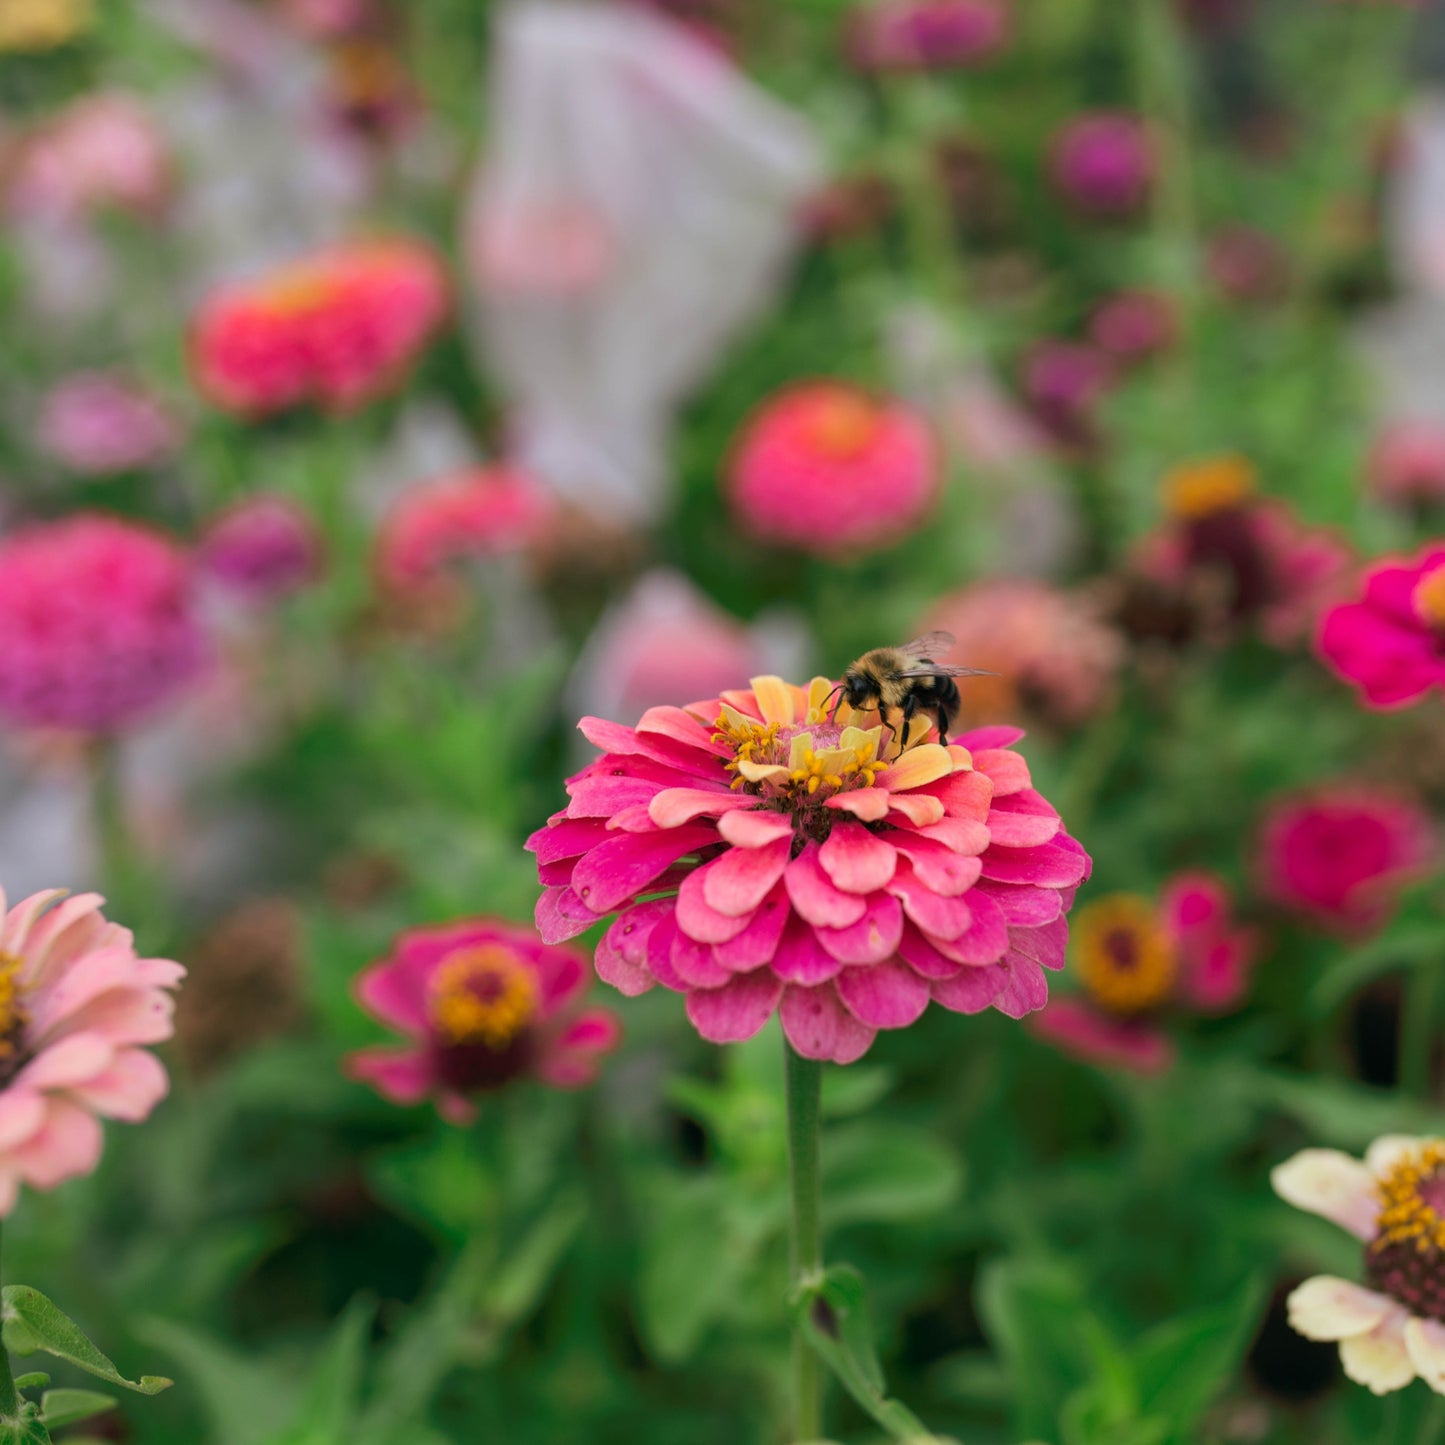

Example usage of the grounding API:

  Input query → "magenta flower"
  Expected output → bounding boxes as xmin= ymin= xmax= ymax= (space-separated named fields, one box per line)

xmin=0 ymin=514 xmax=210 ymax=734
xmin=1020 ymin=338 xmax=1115 ymax=450
xmin=347 ymin=918 xmax=622 ymax=1124
xmin=1258 ymin=787 xmax=1436 ymax=934
xmin=1049 ymin=111 xmax=1154 ymax=216
xmin=1319 ymin=545 xmax=1445 ymax=708
xmin=0 ymin=889 xmax=183 ymax=1215
xmin=846 ymin=0 xmax=1011 ymax=71
xmin=1087 ymin=289 xmax=1177 ymax=365
xmin=200 ymin=495 xmax=322 ymax=603
xmin=35 ymin=373 xmax=180 ymax=477
xmin=1205 ymin=225 xmax=1288 ymax=303
xmin=1367 ymin=420 xmax=1445 ymax=507
xmin=727 ymin=383 xmax=939 ymax=555
xmin=528 ymin=676 xmax=1090 ymax=1064
xmin=1029 ymin=874 xmax=1257 ymax=1074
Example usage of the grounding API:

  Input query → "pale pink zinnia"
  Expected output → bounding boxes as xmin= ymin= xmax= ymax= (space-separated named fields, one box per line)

xmin=1367 ymin=420 xmax=1445 ymax=507
xmin=35 ymin=372 xmax=180 ymax=476
xmin=1274 ymin=1136 xmax=1445 ymax=1396
xmin=1029 ymin=875 xmax=1257 ymax=1074
xmin=0 ymin=889 xmax=183 ymax=1215
xmin=1258 ymin=786 xmax=1436 ymax=934
xmin=923 ymin=579 xmax=1124 ymax=731
xmin=347 ymin=917 xmax=622 ymax=1123
xmin=0 ymin=514 xmax=210 ymax=734
xmin=727 ymin=383 xmax=939 ymax=555
xmin=528 ymin=676 xmax=1091 ymax=1064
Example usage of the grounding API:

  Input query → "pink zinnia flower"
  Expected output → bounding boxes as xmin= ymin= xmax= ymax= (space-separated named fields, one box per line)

xmin=35 ymin=372 xmax=180 ymax=476
xmin=1258 ymin=787 xmax=1435 ymax=933
xmin=1367 ymin=420 xmax=1445 ymax=507
xmin=922 ymin=579 xmax=1124 ymax=730
xmin=1274 ymin=1136 xmax=1445 ymax=1396
xmin=727 ymin=383 xmax=939 ymax=555
xmin=1136 ymin=455 xmax=1350 ymax=646
xmin=200 ymin=495 xmax=322 ymax=603
xmin=846 ymin=0 xmax=1011 ymax=71
xmin=1318 ymin=544 xmax=1445 ymax=708
xmin=1020 ymin=338 xmax=1115 ymax=450
xmin=1029 ymin=875 xmax=1257 ymax=1074
xmin=6 ymin=92 xmax=170 ymax=222
xmin=190 ymin=239 xmax=449 ymax=417
xmin=1087 ymin=289 xmax=1178 ymax=365
xmin=374 ymin=465 xmax=556 ymax=600
xmin=1049 ymin=111 xmax=1154 ymax=216
xmin=466 ymin=199 xmax=614 ymax=298
xmin=0 ymin=514 xmax=210 ymax=734
xmin=347 ymin=917 xmax=622 ymax=1123
xmin=0 ymin=888 xmax=184 ymax=1215
xmin=528 ymin=676 xmax=1090 ymax=1064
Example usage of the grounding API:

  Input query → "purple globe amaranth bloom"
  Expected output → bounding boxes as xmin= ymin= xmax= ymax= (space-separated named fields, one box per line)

xmin=847 ymin=0 xmax=1011 ymax=71
xmin=1049 ymin=111 xmax=1155 ymax=216
xmin=200 ymin=495 xmax=322 ymax=603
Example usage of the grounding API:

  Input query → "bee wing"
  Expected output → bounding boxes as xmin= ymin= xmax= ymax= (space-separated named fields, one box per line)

xmin=895 ymin=663 xmax=998 ymax=678
xmin=896 ymin=630 xmax=956 ymax=660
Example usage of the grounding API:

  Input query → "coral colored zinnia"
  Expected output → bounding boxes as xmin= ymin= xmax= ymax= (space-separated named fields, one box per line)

xmin=727 ymin=383 xmax=939 ymax=555
xmin=528 ymin=676 xmax=1090 ymax=1064
xmin=347 ymin=918 xmax=622 ymax=1123
xmin=1318 ymin=544 xmax=1445 ymax=708
xmin=1274 ymin=1136 xmax=1445 ymax=1396
xmin=190 ymin=239 xmax=448 ymax=417
xmin=1258 ymin=787 xmax=1435 ymax=933
xmin=0 ymin=889 xmax=183 ymax=1215
xmin=1029 ymin=875 xmax=1256 ymax=1074
xmin=0 ymin=514 xmax=209 ymax=734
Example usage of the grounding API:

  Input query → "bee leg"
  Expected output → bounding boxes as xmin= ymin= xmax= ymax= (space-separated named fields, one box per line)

xmin=935 ymin=704 xmax=949 ymax=748
xmin=897 ymin=693 xmax=918 ymax=757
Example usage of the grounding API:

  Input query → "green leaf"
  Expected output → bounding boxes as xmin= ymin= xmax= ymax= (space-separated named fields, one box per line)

xmin=2 ymin=1290 xmax=171 ymax=1395
xmin=10 ymin=1376 xmax=47 ymax=1392
xmin=1308 ymin=925 xmax=1445 ymax=1015
xmin=822 ymin=1124 xmax=962 ymax=1227
xmin=794 ymin=1264 xmax=929 ymax=1441
xmin=37 ymin=1390 xmax=116 ymax=1430
xmin=270 ymin=1298 xmax=373 ymax=1445
xmin=481 ymin=1191 xmax=585 ymax=1328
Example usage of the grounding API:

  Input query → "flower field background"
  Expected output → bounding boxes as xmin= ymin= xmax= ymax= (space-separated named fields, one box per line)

xmin=2 ymin=0 xmax=1445 ymax=1442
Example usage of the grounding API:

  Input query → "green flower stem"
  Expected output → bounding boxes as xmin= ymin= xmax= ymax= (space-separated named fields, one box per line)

xmin=1400 ymin=961 xmax=1440 ymax=1101
xmin=91 ymin=739 xmax=142 ymax=921
xmin=785 ymin=1041 xmax=824 ymax=1442
xmin=0 ymin=1221 xmax=18 ymax=1428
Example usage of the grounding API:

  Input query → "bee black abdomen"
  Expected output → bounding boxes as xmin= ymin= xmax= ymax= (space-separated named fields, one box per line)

xmin=932 ymin=674 xmax=961 ymax=718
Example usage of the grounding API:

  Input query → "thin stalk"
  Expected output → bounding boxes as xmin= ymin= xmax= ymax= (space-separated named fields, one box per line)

xmin=1400 ymin=961 xmax=1440 ymax=1100
xmin=785 ymin=1041 xmax=824 ymax=1442
xmin=0 ymin=1221 xmax=18 ymax=1427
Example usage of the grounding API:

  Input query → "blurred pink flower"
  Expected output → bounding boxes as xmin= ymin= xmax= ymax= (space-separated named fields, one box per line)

xmin=846 ymin=0 xmax=1011 ymax=70
xmin=1258 ymin=787 xmax=1436 ymax=933
xmin=1205 ymin=225 xmax=1289 ymax=302
xmin=347 ymin=917 xmax=621 ymax=1123
xmin=6 ymin=92 xmax=170 ymax=222
xmin=0 ymin=888 xmax=183 ymax=1215
xmin=1136 ymin=455 xmax=1351 ymax=646
xmin=1087 ymin=289 xmax=1178 ymax=365
xmin=374 ymin=465 xmax=556 ymax=599
xmin=0 ymin=515 xmax=210 ymax=735
xmin=1318 ymin=544 xmax=1445 ymax=707
xmin=1030 ymin=875 xmax=1257 ymax=1074
xmin=1020 ymin=338 xmax=1115 ymax=450
xmin=529 ymin=676 xmax=1090 ymax=1064
xmin=570 ymin=571 xmax=776 ymax=726
xmin=200 ymin=495 xmax=322 ymax=602
xmin=35 ymin=373 xmax=180 ymax=476
xmin=190 ymin=239 xmax=449 ymax=417
xmin=922 ymin=579 xmax=1124 ymax=730
xmin=467 ymin=199 xmax=614 ymax=298
xmin=1274 ymin=1136 xmax=1445 ymax=1397
xmin=1049 ymin=111 xmax=1154 ymax=216
xmin=1366 ymin=420 xmax=1445 ymax=506
xmin=727 ymin=383 xmax=939 ymax=554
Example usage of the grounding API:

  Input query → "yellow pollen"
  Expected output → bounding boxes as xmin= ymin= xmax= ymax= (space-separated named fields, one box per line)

xmin=1372 ymin=1142 xmax=1445 ymax=1256
xmin=428 ymin=944 xmax=537 ymax=1050
xmin=1073 ymin=894 xmax=1177 ymax=1016
xmin=805 ymin=392 xmax=882 ymax=460
xmin=0 ymin=0 xmax=90 ymax=52
xmin=1413 ymin=565 xmax=1445 ymax=630
xmin=1160 ymin=454 xmax=1256 ymax=521
xmin=0 ymin=952 xmax=27 ymax=1057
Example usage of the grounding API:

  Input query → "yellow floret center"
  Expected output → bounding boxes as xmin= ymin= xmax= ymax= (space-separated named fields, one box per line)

xmin=1412 ymin=564 xmax=1445 ymax=630
xmin=0 ymin=952 xmax=27 ymax=1059
xmin=711 ymin=708 xmax=887 ymax=801
xmin=428 ymin=945 xmax=537 ymax=1050
xmin=805 ymin=391 xmax=882 ymax=461
xmin=1160 ymin=454 xmax=1256 ymax=521
xmin=1073 ymin=895 xmax=1177 ymax=1016
xmin=1373 ymin=1142 xmax=1445 ymax=1255
xmin=0 ymin=0 xmax=90 ymax=51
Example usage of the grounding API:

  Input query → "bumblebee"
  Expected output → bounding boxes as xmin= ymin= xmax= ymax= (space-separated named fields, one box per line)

xmin=829 ymin=631 xmax=991 ymax=753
